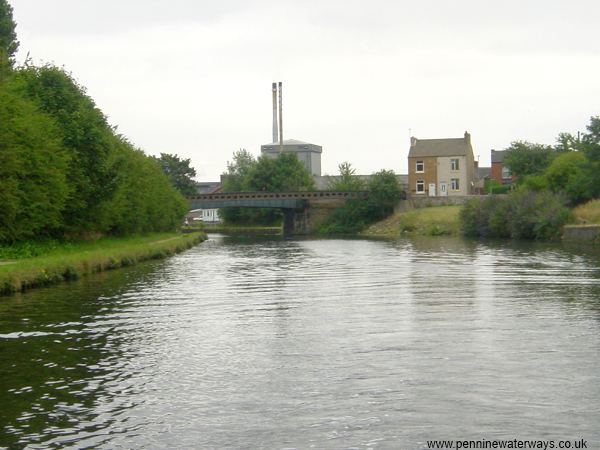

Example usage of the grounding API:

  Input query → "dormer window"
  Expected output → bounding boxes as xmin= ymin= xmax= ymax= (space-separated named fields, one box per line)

xmin=416 ymin=160 xmax=424 ymax=173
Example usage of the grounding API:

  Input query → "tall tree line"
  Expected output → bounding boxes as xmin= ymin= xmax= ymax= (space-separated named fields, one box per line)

xmin=0 ymin=1 xmax=188 ymax=243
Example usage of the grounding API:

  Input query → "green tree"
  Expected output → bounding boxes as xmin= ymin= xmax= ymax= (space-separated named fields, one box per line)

xmin=543 ymin=151 xmax=590 ymax=204
xmin=503 ymin=141 xmax=555 ymax=178
xmin=219 ymin=152 xmax=315 ymax=225
xmin=219 ymin=149 xmax=258 ymax=224
xmin=105 ymin=143 xmax=188 ymax=235
xmin=246 ymin=153 xmax=315 ymax=192
xmin=155 ymin=153 xmax=197 ymax=196
xmin=328 ymin=161 xmax=365 ymax=191
xmin=554 ymin=132 xmax=581 ymax=153
xmin=319 ymin=169 xmax=402 ymax=234
xmin=14 ymin=65 xmax=117 ymax=234
xmin=221 ymin=149 xmax=256 ymax=192
xmin=579 ymin=116 xmax=600 ymax=198
xmin=0 ymin=0 xmax=18 ymax=68
xmin=365 ymin=170 xmax=402 ymax=220
xmin=0 ymin=78 xmax=70 ymax=242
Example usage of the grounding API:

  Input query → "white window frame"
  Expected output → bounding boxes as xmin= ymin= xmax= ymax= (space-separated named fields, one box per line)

xmin=451 ymin=158 xmax=460 ymax=171
xmin=416 ymin=180 xmax=425 ymax=194
xmin=451 ymin=178 xmax=460 ymax=191
xmin=415 ymin=160 xmax=424 ymax=173
xmin=502 ymin=166 xmax=512 ymax=179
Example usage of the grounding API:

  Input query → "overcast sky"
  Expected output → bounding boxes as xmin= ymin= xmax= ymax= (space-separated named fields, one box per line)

xmin=10 ymin=0 xmax=600 ymax=180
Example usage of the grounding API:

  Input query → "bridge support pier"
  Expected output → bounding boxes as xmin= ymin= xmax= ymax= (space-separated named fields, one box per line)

xmin=282 ymin=204 xmax=338 ymax=235
xmin=283 ymin=209 xmax=308 ymax=235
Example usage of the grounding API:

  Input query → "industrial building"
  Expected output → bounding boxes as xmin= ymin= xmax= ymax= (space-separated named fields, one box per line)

xmin=261 ymin=82 xmax=322 ymax=176
xmin=260 ymin=139 xmax=322 ymax=176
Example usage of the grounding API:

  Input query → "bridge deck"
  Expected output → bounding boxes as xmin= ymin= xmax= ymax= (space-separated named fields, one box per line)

xmin=188 ymin=191 xmax=368 ymax=210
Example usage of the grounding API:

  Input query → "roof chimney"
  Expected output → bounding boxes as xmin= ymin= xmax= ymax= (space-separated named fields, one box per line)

xmin=410 ymin=136 xmax=417 ymax=147
xmin=464 ymin=131 xmax=471 ymax=145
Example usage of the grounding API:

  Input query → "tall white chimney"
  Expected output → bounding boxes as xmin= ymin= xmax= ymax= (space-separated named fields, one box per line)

xmin=278 ymin=82 xmax=283 ymax=152
xmin=272 ymin=82 xmax=278 ymax=143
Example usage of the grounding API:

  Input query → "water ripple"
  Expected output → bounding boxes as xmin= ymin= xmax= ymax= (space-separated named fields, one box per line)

xmin=1 ymin=236 xmax=600 ymax=449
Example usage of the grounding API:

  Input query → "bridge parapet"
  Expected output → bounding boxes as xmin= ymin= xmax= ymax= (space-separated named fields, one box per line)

xmin=188 ymin=191 xmax=368 ymax=211
xmin=188 ymin=191 xmax=368 ymax=203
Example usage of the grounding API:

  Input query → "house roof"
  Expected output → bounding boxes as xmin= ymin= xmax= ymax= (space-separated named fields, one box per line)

xmin=477 ymin=167 xmax=491 ymax=179
xmin=196 ymin=181 xmax=222 ymax=194
xmin=408 ymin=134 xmax=473 ymax=158
xmin=491 ymin=149 xmax=506 ymax=163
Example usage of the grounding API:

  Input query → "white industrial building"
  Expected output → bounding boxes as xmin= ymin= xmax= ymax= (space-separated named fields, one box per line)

xmin=260 ymin=139 xmax=322 ymax=176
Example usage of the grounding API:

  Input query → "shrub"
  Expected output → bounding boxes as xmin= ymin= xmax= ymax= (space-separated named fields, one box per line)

xmin=460 ymin=189 xmax=571 ymax=240
xmin=484 ymin=179 xmax=509 ymax=194
xmin=319 ymin=170 xmax=402 ymax=234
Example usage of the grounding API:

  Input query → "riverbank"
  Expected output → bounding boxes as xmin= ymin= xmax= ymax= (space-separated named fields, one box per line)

xmin=183 ymin=224 xmax=282 ymax=235
xmin=0 ymin=232 xmax=206 ymax=296
xmin=362 ymin=205 xmax=461 ymax=239
xmin=362 ymin=198 xmax=600 ymax=241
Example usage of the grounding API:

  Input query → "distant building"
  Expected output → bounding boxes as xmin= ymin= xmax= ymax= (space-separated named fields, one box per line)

xmin=186 ymin=208 xmax=220 ymax=224
xmin=314 ymin=174 xmax=408 ymax=193
xmin=190 ymin=181 xmax=222 ymax=223
xmin=196 ymin=181 xmax=221 ymax=194
xmin=491 ymin=150 xmax=514 ymax=185
xmin=408 ymin=131 xmax=476 ymax=197
xmin=261 ymin=139 xmax=322 ymax=176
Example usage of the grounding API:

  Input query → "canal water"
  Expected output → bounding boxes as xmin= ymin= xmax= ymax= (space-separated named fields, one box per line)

xmin=1 ymin=236 xmax=600 ymax=449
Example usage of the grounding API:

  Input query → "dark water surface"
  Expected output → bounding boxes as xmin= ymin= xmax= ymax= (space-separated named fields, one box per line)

xmin=1 ymin=236 xmax=600 ymax=449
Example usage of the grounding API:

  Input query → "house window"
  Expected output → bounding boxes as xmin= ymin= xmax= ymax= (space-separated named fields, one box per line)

xmin=416 ymin=180 xmax=425 ymax=193
xmin=451 ymin=159 xmax=460 ymax=171
xmin=451 ymin=178 xmax=460 ymax=191
xmin=502 ymin=166 xmax=512 ymax=179
xmin=416 ymin=160 xmax=424 ymax=173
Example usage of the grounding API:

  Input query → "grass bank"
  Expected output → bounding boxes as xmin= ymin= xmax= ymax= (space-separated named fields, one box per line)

xmin=182 ymin=224 xmax=282 ymax=235
xmin=0 ymin=232 xmax=206 ymax=296
xmin=573 ymin=199 xmax=600 ymax=224
xmin=361 ymin=205 xmax=462 ymax=239
xmin=361 ymin=199 xmax=600 ymax=241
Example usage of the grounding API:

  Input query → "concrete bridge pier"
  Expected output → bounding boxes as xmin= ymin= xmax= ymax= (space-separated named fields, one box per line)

xmin=282 ymin=201 xmax=342 ymax=235
xmin=282 ymin=208 xmax=316 ymax=235
xmin=283 ymin=209 xmax=304 ymax=235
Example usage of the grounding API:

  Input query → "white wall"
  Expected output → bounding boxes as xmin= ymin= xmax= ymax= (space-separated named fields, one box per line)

xmin=437 ymin=156 xmax=468 ymax=196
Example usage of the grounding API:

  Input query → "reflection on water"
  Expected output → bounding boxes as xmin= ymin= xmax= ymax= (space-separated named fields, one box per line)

xmin=1 ymin=235 xmax=600 ymax=449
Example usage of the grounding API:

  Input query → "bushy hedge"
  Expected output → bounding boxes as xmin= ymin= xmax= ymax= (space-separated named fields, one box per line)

xmin=0 ymin=65 xmax=187 ymax=243
xmin=460 ymin=189 xmax=572 ymax=240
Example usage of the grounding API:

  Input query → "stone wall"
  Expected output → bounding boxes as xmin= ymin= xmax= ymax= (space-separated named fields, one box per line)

xmin=562 ymin=225 xmax=600 ymax=243
xmin=395 ymin=195 xmax=488 ymax=212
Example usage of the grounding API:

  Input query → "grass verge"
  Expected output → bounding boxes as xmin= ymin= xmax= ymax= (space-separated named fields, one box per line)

xmin=361 ymin=205 xmax=462 ymax=238
xmin=0 ymin=232 xmax=206 ymax=297
xmin=182 ymin=224 xmax=281 ymax=235
xmin=573 ymin=199 xmax=600 ymax=224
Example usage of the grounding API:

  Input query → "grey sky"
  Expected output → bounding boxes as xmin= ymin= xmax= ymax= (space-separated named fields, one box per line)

xmin=11 ymin=0 xmax=600 ymax=180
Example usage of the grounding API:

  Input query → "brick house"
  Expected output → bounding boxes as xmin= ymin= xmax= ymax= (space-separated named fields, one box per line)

xmin=490 ymin=149 xmax=514 ymax=185
xmin=408 ymin=131 xmax=476 ymax=197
